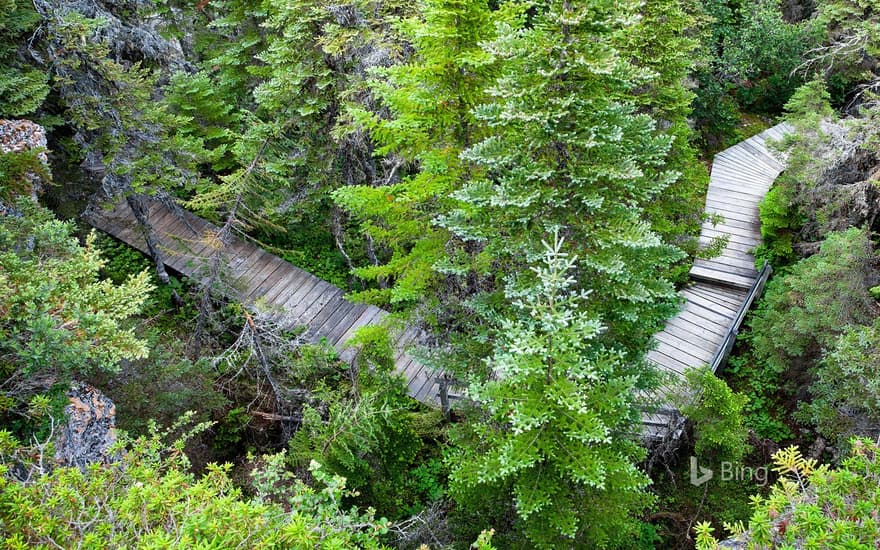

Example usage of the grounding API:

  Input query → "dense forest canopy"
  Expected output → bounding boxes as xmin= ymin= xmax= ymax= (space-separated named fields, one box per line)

xmin=2 ymin=0 xmax=880 ymax=547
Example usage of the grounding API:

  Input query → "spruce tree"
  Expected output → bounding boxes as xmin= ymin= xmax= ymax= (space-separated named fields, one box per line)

xmin=333 ymin=0 xmax=501 ymax=306
xmin=437 ymin=0 xmax=683 ymax=357
xmin=449 ymin=234 xmax=654 ymax=548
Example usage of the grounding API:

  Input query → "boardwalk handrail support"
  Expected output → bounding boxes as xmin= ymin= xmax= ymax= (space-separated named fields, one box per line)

xmin=708 ymin=261 xmax=772 ymax=374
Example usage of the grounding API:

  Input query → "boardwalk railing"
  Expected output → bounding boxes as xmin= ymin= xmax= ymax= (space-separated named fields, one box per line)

xmin=709 ymin=261 xmax=772 ymax=374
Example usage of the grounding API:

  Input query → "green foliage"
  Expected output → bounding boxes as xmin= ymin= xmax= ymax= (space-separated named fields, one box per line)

xmin=0 ymin=199 xmax=152 ymax=378
xmin=695 ymin=440 xmax=880 ymax=549
xmin=808 ymin=0 xmax=880 ymax=90
xmin=653 ymin=456 xmax=762 ymax=548
xmin=94 ymin=234 xmax=195 ymax=324
xmin=618 ymin=0 xmax=711 ymax=275
xmin=438 ymin=0 xmax=684 ymax=358
xmin=750 ymin=228 xmax=879 ymax=374
xmin=288 ymin=392 xmax=428 ymax=518
xmin=274 ymin=215 xmax=351 ymax=289
xmin=722 ymin=0 xmax=818 ymax=114
xmin=0 ymin=421 xmax=392 ymax=549
xmin=333 ymin=0 xmax=501 ymax=306
xmin=756 ymin=182 xmax=803 ymax=266
xmin=800 ymin=319 xmax=880 ymax=443
xmin=692 ymin=66 xmax=743 ymax=152
xmin=785 ymin=77 xmax=836 ymax=124
xmin=39 ymin=10 xmax=207 ymax=196
xmin=92 ymin=340 xmax=228 ymax=437
xmin=725 ymin=352 xmax=794 ymax=441
xmin=683 ymin=368 xmax=751 ymax=463
xmin=449 ymin=235 xmax=654 ymax=548
xmin=0 ymin=149 xmax=50 ymax=202
xmin=756 ymin=79 xmax=839 ymax=264
xmin=0 ymin=1 xmax=48 ymax=117
xmin=288 ymin=332 xmax=443 ymax=519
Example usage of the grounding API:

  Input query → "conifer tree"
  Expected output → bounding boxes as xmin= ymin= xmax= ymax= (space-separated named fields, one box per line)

xmin=0 ymin=0 xmax=48 ymax=117
xmin=618 ymin=0 xmax=711 ymax=261
xmin=333 ymin=0 xmax=501 ymax=305
xmin=449 ymin=234 xmax=654 ymax=548
xmin=438 ymin=0 xmax=683 ymax=357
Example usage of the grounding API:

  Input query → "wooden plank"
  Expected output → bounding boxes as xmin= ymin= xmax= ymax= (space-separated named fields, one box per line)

xmin=697 ymin=252 xmax=759 ymax=272
xmin=699 ymin=227 xmax=761 ymax=247
xmin=654 ymin=331 xmax=715 ymax=363
xmin=301 ymin=298 xmax=349 ymax=342
xmin=665 ymin=314 xmax=727 ymax=341
xmin=280 ymin=278 xmax=333 ymax=319
xmin=712 ymin=154 xmax=780 ymax=180
xmin=237 ymin=253 xmax=281 ymax=292
xmin=701 ymin=214 xmax=760 ymax=233
xmin=679 ymin=299 xmax=737 ymax=329
xmin=153 ymin=213 xmax=210 ymax=262
xmin=311 ymin=297 xmax=359 ymax=340
xmin=412 ymin=360 xmax=439 ymax=402
xmin=726 ymin=139 xmax=785 ymax=169
xmin=688 ymin=284 xmax=747 ymax=310
xmin=707 ymin=181 xmax=773 ymax=201
xmin=704 ymin=202 xmax=763 ymax=223
xmin=265 ymin=283 xmax=316 ymax=324
xmin=110 ymin=221 xmax=147 ymax=252
xmin=703 ymin=202 xmax=762 ymax=223
xmin=699 ymin=236 xmax=757 ymax=256
xmin=398 ymin=356 xmax=425 ymax=392
xmin=700 ymin=235 xmax=756 ymax=258
xmin=698 ymin=222 xmax=760 ymax=243
xmin=646 ymin=348 xmax=689 ymax=375
xmin=688 ymin=286 xmax=746 ymax=309
xmin=692 ymin=259 xmax=758 ymax=282
xmin=262 ymin=269 xmax=312 ymax=305
xmin=706 ymin=189 xmax=763 ymax=208
xmin=337 ymin=307 xmax=386 ymax=361
xmin=658 ymin=322 xmax=722 ymax=353
xmin=710 ymin=160 xmax=777 ymax=184
xmin=690 ymin=264 xmax=755 ymax=290
xmin=325 ymin=304 xmax=370 ymax=347
xmin=246 ymin=258 xmax=291 ymax=300
xmin=273 ymin=276 xmax=321 ymax=313
xmin=704 ymin=198 xmax=759 ymax=217
xmin=693 ymin=257 xmax=758 ymax=278
xmin=295 ymin=285 xmax=343 ymax=326
xmin=736 ymin=140 xmax=786 ymax=172
xmin=227 ymin=245 xmax=266 ymax=280
xmin=336 ymin=306 xmax=384 ymax=346
xmin=297 ymin=289 xmax=345 ymax=329
xmin=707 ymin=176 xmax=773 ymax=198
xmin=680 ymin=289 xmax=739 ymax=318
xmin=653 ymin=339 xmax=710 ymax=370
xmin=416 ymin=374 xmax=440 ymax=404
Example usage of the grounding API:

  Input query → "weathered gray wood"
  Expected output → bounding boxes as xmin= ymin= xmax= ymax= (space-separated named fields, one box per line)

xmin=690 ymin=264 xmax=756 ymax=289
xmin=693 ymin=256 xmax=759 ymax=276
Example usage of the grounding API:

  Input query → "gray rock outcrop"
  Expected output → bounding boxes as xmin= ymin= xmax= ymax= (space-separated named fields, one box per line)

xmin=55 ymin=383 xmax=119 ymax=468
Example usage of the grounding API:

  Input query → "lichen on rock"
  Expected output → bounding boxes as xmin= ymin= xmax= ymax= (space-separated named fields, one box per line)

xmin=54 ymin=382 xmax=119 ymax=469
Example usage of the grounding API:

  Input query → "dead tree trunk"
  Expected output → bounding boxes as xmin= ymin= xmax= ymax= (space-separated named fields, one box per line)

xmin=126 ymin=193 xmax=170 ymax=284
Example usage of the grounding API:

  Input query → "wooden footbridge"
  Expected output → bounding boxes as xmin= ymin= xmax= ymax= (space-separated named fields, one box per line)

xmin=643 ymin=122 xmax=791 ymax=439
xmin=85 ymin=123 xmax=791 ymax=439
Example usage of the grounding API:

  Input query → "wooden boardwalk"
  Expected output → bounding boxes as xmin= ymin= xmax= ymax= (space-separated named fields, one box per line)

xmin=84 ymin=199 xmax=443 ymax=406
xmin=643 ymin=122 xmax=791 ymax=439
xmin=85 ymin=122 xmax=790 ymax=438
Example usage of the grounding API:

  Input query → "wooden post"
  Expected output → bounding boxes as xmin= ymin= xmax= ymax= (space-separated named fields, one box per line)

xmin=438 ymin=375 xmax=451 ymax=420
